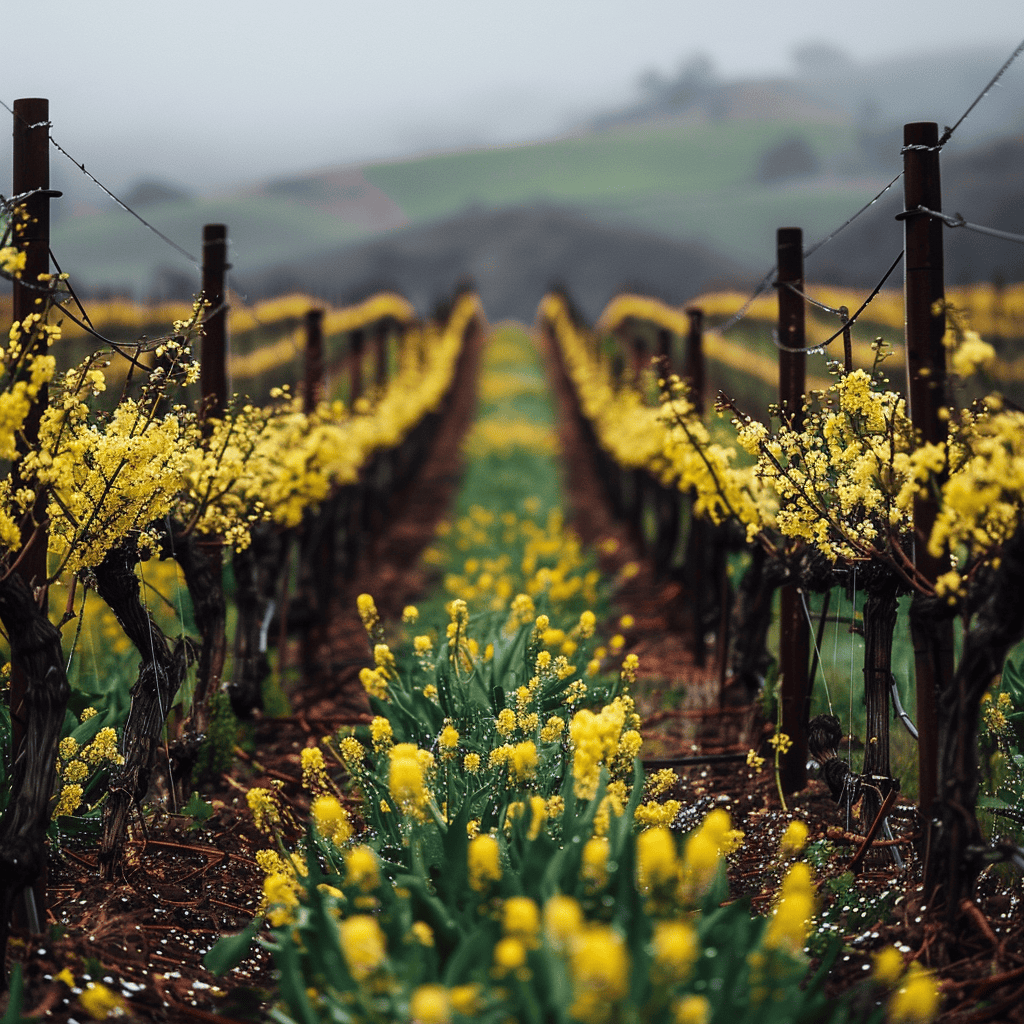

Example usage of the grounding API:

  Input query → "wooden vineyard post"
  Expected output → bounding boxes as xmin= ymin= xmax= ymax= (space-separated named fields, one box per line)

xmin=200 ymin=224 xmax=228 ymax=423
xmin=680 ymin=307 xmax=710 ymax=660
xmin=685 ymin=307 xmax=705 ymax=416
xmin=349 ymin=328 xmax=366 ymax=404
xmin=776 ymin=227 xmax=811 ymax=793
xmin=631 ymin=330 xmax=647 ymax=390
xmin=304 ymin=308 xmax=324 ymax=414
xmin=9 ymin=96 xmax=55 ymax=782
xmin=373 ymin=320 xmax=390 ymax=393
xmin=656 ymin=326 xmax=672 ymax=376
xmin=188 ymin=223 xmax=230 ymax=714
xmin=900 ymin=122 xmax=954 ymax=839
xmin=4 ymin=95 xmax=63 ymax=943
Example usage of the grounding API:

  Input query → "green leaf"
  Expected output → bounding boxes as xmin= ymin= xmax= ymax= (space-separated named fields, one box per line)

xmin=203 ymin=917 xmax=261 ymax=976
xmin=1002 ymin=652 xmax=1024 ymax=706
xmin=182 ymin=790 xmax=215 ymax=824
xmin=0 ymin=965 xmax=33 ymax=1024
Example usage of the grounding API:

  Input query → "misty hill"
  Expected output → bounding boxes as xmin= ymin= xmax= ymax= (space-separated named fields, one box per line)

xmin=46 ymin=37 xmax=1024 ymax=309
xmin=235 ymin=204 xmax=748 ymax=324
xmin=49 ymin=116 xmax=853 ymax=300
xmin=804 ymin=134 xmax=1024 ymax=289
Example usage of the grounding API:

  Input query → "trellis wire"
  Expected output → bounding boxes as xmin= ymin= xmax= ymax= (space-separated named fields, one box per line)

xmin=800 ymin=589 xmax=834 ymax=716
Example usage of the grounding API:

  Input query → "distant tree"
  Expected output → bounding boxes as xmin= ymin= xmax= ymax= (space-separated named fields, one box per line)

xmin=756 ymin=135 xmax=820 ymax=183
xmin=791 ymin=40 xmax=855 ymax=78
xmin=665 ymin=53 xmax=718 ymax=108
xmin=636 ymin=68 xmax=668 ymax=99
xmin=635 ymin=53 xmax=719 ymax=113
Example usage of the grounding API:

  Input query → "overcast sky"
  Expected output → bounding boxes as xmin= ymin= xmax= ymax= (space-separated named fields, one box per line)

xmin=3 ymin=0 xmax=1024 ymax=195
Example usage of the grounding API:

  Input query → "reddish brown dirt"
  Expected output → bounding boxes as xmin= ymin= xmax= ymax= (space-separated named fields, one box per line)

xmin=4 ymin=321 xmax=1022 ymax=1022
xmin=539 ymin=324 xmax=1024 ymax=1022
xmin=1 ymin=328 xmax=483 ymax=1023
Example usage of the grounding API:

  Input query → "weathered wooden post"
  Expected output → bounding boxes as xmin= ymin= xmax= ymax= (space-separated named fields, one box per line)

xmin=684 ymin=307 xmax=705 ymax=415
xmin=373 ymin=320 xmax=390 ymax=392
xmin=303 ymin=308 xmax=324 ymax=414
xmin=1 ymin=95 xmax=65 ymax=962
xmin=656 ymin=325 xmax=672 ymax=375
xmin=9 ymin=96 xmax=55 ymax=784
xmin=777 ymin=226 xmax=811 ymax=793
xmin=900 ymin=121 xmax=955 ymax=871
xmin=680 ymin=306 xmax=712 ymax=661
xmin=349 ymin=328 xmax=366 ymax=404
xmin=199 ymin=224 xmax=228 ymax=423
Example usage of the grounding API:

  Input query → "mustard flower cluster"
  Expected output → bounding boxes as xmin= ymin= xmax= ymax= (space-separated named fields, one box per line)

xmin=432 ymin=503 xmax=601 ymax=617
xmin=735 ymin=366 xmax=917 ymax=563
xmin=540 ymin=293 xmax=766 ymax=541
xmin=335 ymin=588 xmax=662 ymax=846
xmin=51 ymin=713 xmax=124 ymax=821
xmin=2 ymin=288 xmax=478 ymax=596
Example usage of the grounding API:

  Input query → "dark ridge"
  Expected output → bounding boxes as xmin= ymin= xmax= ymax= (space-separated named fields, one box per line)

xmin=236 ymin=203 xmax=749 ymax=323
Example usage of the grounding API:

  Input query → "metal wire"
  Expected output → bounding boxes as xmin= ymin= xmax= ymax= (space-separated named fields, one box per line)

xmin=937 ymin=37 xmax=1024 ymax=148
xmin=771 ymin=250 xmax=904 ymax=354
xmin=2 ymin=97 xmax=200 ymax=269
xmin=908 ymin=205 xmax=1024 ymax=246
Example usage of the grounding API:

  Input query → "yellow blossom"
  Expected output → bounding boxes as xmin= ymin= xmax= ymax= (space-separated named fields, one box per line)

xmin=79 ymin=981 xmax=128 ymax=1020
xmin=339 ymin=915 xmax=388 ymax=982
xmin=345 ymin=845 xmax=380 ymax=892
xmin=888 ymin=962 xmax=941 ymax=1022
xmin=543 ymin=894 xmax=583 ymax=947
xmin=371 ymin=716 xmax=393 ymax=752
xmin=502 ymin=896 xmax=541 ymax=945
xmin=311 ymin=794 xmax=352 ymax=845
xmin=300 ymin=746 xmax=328 ymax=791
xmin=569 ymin=925 xmax=629 ymax=1021
xmin=673 ymin=994 xmax=711 ymax=1024
xmin=872 ymin=946 xmax=906 ymax=986
xmin=652 ymin=919 xmax=699 ymax=979
xmin=357 ymin=593 xmax=380 ymax=633
xmin=779 ymin=819 xmax=809 ymax=856
xmin=764 ymin=861 xmax=815 ymax=956
xmin=389 ymin=743 xmax=429 ymax=815
xmin=468 ymin=834 xmax=502 ymax=891
xmin=492 ymin=936 xmax=528 ymax=976
xmin=409 ymin=984 xmax=451 ymax=1024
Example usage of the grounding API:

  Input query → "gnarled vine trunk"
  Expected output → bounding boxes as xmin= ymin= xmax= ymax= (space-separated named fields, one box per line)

xmin=0 ymin=571 xmax=70 ymax=988
xmin=861 ymin=576 xmax=900 ymax=828
xmin=926 ymin=525 xmax=1024 ymax=919
xmin=92 ymin=540 xmax=195 ymax=879
xmin=230 ymin=524 xmax=288 ymax=717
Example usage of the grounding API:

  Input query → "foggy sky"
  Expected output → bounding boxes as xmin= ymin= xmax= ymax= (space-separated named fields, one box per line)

xmin=3 ymin=0 xmax=1024 ymax=196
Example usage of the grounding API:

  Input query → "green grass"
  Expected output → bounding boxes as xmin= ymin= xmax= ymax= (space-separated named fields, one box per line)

xmin=51 ymin=194 xmax=375 ymax=295
xmin=48 ymin=117 xmax=860 ymax=300
xmin=363 ymin=120 xmax=850 ymax=226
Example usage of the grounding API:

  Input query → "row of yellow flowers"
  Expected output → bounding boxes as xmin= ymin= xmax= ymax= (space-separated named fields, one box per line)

xmin=687 ymin=281 xmax=1024 ymax=341
xmin=539 ymin=293 xmax=767 ymax=537
xmin=3 ymin=290 xmax=480 ymax=573
xmin=208 ymin=584 xmax=940 ymax=1023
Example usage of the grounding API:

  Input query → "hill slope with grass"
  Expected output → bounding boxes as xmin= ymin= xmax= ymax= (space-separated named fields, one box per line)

xmin=49 ymin=105 xmax=1024 ymax=308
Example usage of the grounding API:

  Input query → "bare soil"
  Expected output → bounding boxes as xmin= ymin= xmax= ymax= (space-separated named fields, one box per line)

xmin=4 ymin=324 xmax=1022 ymax=1023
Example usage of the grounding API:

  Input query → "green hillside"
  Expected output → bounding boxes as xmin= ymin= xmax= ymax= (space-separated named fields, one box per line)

xmin=363 ymin=120 xmax=846 ymax=217
xmin=50 ymin=194 xmax=376 ymax=296
xmin=51 ymin=116 xmax=860 ymax=297
xmin=362 ymin=118 xmax=854 ymax=242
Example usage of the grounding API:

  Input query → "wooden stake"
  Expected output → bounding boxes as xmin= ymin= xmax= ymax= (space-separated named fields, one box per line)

xmin=303 ymin=308 xmax=324 ymax=415
xmin=777 ymin=226 xmax=810 ymax=794
xmin=901 ymin=122 xmax=954 ymax=821
xmin=200 ymin=224 xmax=228 ymax=424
